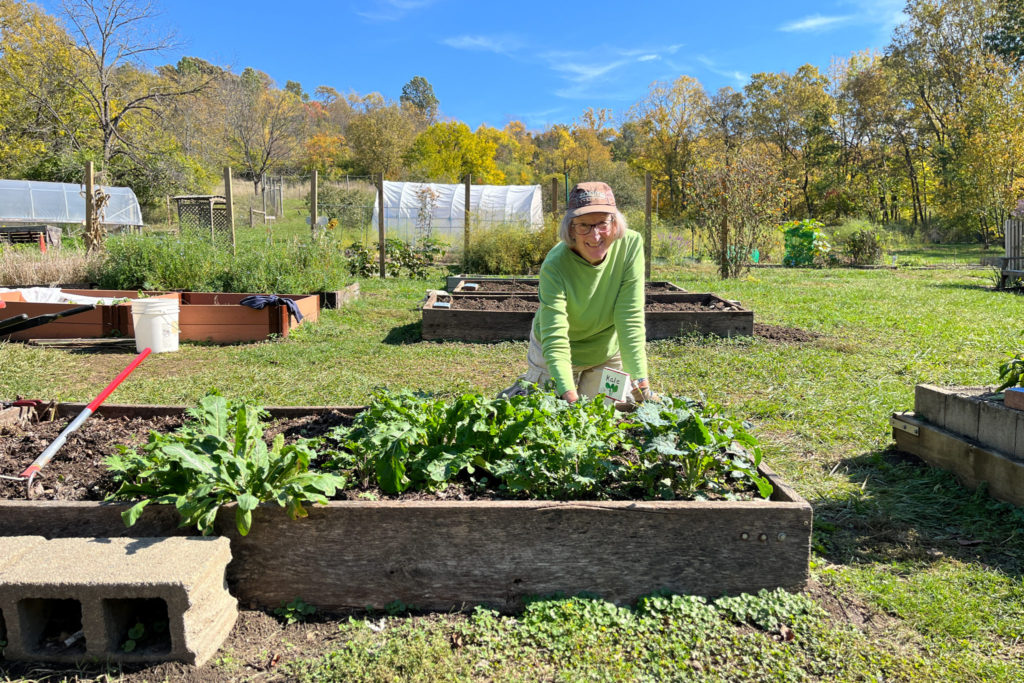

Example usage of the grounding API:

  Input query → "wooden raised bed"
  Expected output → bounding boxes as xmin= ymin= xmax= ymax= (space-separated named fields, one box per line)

xmin=0 ymin=402 xmax=812 ymax=612
xmin=421 ymin=292 xmax=753 ymax=342
xmin=451 ymin=278 xmax=686 ymax=295
xmin=0 ymin=289 xmax=319 ymax=343
xmin=891 ymin=384 xmax=1024 ymax=507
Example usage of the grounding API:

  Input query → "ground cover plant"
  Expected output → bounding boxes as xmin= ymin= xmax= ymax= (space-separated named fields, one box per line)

xmin=1 ymin=247 xmax=1023 ymax=681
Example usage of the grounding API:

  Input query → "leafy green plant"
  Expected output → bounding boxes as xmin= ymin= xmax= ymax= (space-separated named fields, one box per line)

xmin=105 ymin=394 xmax=346 ymax=536
xmin=843 ymin=229 xmax=884 ymax=265
xmin=714 ymin=588 xmax=825 ymax=632
xmin=320 ymin=388 xmax=770 ymax=501
xmin=782 ymin=219 xmax=833 ymax=267
xmin=463 ymin=221 xmax=558 ymax=275
xmin=346 ymin=238 xmax=444 ymax=278
xmin=276 ymin=598 xmax=317 ymax=625
xmin=996 ymin=352 xmax=1024 ymax=392
xmin=120 ymin=618 xmax=168 ymax=652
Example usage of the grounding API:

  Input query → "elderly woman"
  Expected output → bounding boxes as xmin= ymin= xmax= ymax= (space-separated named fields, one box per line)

xmin=506 ymin=181 xmax=656 ymax=403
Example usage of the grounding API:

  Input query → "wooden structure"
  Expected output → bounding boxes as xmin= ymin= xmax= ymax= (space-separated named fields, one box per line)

xmin=172 ymin=195 xmax=230 ymax=241
xmin=0 ymin=290 xmax=318 ymax=343
xmin=421 ymin=292 xmax=753 ymax=342
xmin=999 ymin=218 xmax=1024 ymax=288
xmin=891 ymin=384 xmax=1024 ymax=507
xmin=0 ymin=403 xmax=812 ymax=613
xmin=0 ymin=225 xmax=61 ymax=247
xmin=450 ymin=278 xmax=685 ymax=295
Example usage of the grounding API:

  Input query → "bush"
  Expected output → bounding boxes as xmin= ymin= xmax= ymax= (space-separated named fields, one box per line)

xmin=463 ymin=221 xmax=559 ymax=275
xmin=346 ymin=238 xmax=446 ymax=279
xmin=306 ymin=185 xmax=376 ymax=232
xmin=843 ymin=229 xmax=884 ymax=265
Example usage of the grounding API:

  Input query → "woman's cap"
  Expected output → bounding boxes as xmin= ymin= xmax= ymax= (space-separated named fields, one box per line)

xmin=567 ymin=181 xmax=616 ymax=218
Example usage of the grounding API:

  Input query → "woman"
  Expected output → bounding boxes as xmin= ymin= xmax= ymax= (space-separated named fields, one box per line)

xmin=506 ymin=181 xmax=656 ymax=403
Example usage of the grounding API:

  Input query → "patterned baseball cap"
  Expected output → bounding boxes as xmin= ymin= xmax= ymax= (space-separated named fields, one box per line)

xmin=567 ymin=181 xmax=617 ymax=218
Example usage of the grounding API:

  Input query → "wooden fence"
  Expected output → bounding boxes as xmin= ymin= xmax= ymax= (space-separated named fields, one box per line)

xmin=999 ymin=219 xmax=1024 ymax=288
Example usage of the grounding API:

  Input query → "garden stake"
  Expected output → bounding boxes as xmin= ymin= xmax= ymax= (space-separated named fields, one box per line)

xmin=19 ymin=347 xmax=152 ymax=496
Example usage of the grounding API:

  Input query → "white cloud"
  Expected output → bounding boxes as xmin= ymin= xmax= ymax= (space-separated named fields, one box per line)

xmin=697 ymin=56 xmax=748 ymax=87
xmin=356 ymin=0 xmax=435 ymax=22
xmin=638 ymin=55 xmax=659 ymax=62
xmin=441 ymin=35 xmax=522 ymax=54
xmin=551 ymin=60 xmax=628 ymax=82
xmin=779 ymin=14 xmax=854 ymax=32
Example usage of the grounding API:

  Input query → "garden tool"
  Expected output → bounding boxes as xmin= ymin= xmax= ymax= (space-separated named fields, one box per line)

xmin=0 ymin=314 xmax=30 ymax=332
xmin=0 ymin=304 xmax=96 ymax=337
xmin=16 ymin=347 xmax=151 ymax=496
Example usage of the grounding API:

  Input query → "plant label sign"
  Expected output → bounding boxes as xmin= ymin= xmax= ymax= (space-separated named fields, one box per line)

xmin=599 ymin=367 xmax=630 ymax=405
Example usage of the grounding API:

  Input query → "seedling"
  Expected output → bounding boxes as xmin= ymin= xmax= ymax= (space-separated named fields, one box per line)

xmin=996 ymin=352 xmax=1024 ymax=392
xmin=275 ymin=598 xmax=316 ymax=625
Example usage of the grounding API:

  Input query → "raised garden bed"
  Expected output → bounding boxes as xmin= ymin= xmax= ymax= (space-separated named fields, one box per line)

xmin=422 ymin=292 xmax=753 ymax=342
xmin=891 ymin=384 xmax=1024 ymax=507
xmin=0 ymin=401 xmax=811 ymax=613
xmin=451 ymin=278 xmax=686 ymax=295
xmin=0 ymin=289 xmax=319 ymax=343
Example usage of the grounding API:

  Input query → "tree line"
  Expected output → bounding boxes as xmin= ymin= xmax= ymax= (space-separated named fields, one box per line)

xmin=1 ymin=0 xmax=1022 ymax=242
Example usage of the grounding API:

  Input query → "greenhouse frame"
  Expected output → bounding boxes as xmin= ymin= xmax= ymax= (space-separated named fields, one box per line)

xmin=0 ymin=179 xmax=143 ymax=227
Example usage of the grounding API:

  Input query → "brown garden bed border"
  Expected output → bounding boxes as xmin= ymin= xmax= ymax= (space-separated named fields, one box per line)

xmin=0 ymin=289 xmax=320 ymax=343
xmin=891 ymin=384 xmax=1024 ymax=507
xmin=0 ymin=402 xmax=811 ymax=613
xmin=422 ymin=292 xmax=753 ymax=342
xmin=450 ymin=278 xmax=686 ymax=295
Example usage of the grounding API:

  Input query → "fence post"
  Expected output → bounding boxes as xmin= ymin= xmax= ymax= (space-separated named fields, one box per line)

xmin=551 ymin=177 xmax=558 ymax=213
xmin=310 ymin=169 xmax=319 ymax=239
xmin=224 ymin=166 xmax=236 ymax=253
xmin=377 ymin=173 xmax=386 ymax=278
xmin=644 ymin=172 xmax=652 ymax=280
xmin=463 ymin=174 xmax=471 ymax=273
xmin=84 ymin=161 xmax=95 ymax=248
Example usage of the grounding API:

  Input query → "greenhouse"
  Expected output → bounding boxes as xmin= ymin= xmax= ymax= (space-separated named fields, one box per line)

xmin=0 ymin=179 xmax=143 ymax=227
xmin=372 ymin=181 xmax=543 ymax=243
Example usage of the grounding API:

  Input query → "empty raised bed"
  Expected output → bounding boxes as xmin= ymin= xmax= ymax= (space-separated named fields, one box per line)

xmin=421 ymin=292 xmax=753 ymax=341
xmin=0 ymin=289 xmax=318 ymax=343
xmin=891 ymin=384 xmax=1024 ymax=507
xmin=0 ymin=401 xmax=810 ymax=613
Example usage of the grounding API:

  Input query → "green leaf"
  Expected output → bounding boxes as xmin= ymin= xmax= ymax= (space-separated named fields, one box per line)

xmin=121 ymin=499 xmax=151 ymax=527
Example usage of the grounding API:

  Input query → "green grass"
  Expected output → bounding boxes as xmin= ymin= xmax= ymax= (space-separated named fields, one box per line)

xmin=1 ymin=253 xmax=1023 ymax=680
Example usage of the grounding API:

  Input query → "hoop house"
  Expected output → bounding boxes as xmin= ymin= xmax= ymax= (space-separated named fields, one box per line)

xmin=0 ymin=179 xmax=143 ymax=226
xmin=372 ymin=182 xmax=542 ymax=244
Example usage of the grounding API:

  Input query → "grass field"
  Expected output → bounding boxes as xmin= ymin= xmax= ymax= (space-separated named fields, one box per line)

xmin=1 ymin=255 xmax=1022 ymax=680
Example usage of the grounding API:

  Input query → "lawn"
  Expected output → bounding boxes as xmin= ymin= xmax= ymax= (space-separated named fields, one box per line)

xmin=1 ymin=257 xmax=1022 ymax=681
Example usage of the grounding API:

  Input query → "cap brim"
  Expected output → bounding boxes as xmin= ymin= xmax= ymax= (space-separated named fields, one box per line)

xmin=567 ymin=204 xmax=616 ymax=218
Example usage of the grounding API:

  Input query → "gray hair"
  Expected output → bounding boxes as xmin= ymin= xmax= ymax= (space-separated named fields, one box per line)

xmin=559 ymin=209 xmax=628 ymax=246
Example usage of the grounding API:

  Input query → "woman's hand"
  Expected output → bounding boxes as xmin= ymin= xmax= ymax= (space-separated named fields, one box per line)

xmin=561 ymin=389 xmax=579 ymax=403
xmin=632 ymin=379 xmax=660 ymax=403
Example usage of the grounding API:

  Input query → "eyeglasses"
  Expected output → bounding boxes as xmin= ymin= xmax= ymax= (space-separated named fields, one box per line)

xmin=571 ymin=219 xmax=613 ymax=236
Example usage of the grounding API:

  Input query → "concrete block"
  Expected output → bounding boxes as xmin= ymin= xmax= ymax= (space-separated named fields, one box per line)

xmin=978 ymin=400 xmax=1017 ymax=456
xmin=1017 ymin=414 xmax=1024 ymax=462
xmin=914 ymin=384 xmax=951 ymax=428
xmin=0 ymin=537 xmax=235 ymax=666
xmin=944 ymin=392 xmax=981 ymax=441
xmin=0 ymin=536 xmax=46 ymax=650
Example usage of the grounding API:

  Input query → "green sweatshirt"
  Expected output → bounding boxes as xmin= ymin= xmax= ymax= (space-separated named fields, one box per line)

xmin=532 ymin=229 xmax=648 ymax=396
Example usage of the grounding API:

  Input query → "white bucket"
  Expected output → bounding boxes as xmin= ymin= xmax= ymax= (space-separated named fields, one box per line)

xmin=131 ymin=298 xmax=180 ymax=353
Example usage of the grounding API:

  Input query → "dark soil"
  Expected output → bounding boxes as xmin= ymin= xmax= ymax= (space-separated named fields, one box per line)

xmin=754 ymin=323 xmax=820 ymax=343
xmin=459 ymin=281 xmax=682 ymax=293
xmin=443 ymin=296 xmax=740 ymax=313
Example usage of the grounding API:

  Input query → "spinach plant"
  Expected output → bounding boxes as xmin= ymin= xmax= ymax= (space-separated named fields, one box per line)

xmin=105 ymin=394 xmax=345 ymax=536
xmin=996 ymin=352 xmax=1024 ymax=392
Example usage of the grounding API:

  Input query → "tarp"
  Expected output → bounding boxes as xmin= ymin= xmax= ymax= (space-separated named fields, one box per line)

xmin=372 ymin=182 xmax=543 ymax=243
xmin=0 ymin=179 xmax=143 ymax=226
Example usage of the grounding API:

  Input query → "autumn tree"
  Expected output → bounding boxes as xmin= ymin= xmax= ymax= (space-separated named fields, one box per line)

xmin=403 ymin=121 xmax=503 ymax=183
xmin=624 ymin=75 xmax=708 ymax=216
xmin=345 ymin=101 xmax=415 ymax=178
xmin=400 ymin=75 xmax=439 ymax=125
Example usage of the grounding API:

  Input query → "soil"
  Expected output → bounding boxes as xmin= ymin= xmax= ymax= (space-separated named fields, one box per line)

xmin=460 ymin=281 xmax=682 ymax=293
xmin=441 ymin=296 xmax=741 ymax=313
xmin=754 ymin=323 xmax=820 ymax=343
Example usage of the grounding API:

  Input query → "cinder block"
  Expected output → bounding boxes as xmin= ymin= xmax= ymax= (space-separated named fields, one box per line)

xmin=1016 ymin=414 xmax=1024 ymax=462
xmin=915 ymin=384 xmax=951 ymax=428
xmin=0 ymin=537 xmax=235 ymax=666
xmin=978 ymin=400 xmax=1017 ymax=456
xmin=944 ymin=392 xmax=981 ymax=441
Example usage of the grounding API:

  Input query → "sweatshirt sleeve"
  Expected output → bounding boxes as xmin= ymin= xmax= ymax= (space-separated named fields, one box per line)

xmin=613 ymin=232 xmax=648 ymax=381
xmin=536 ymin=262 xmax=576 ymax=396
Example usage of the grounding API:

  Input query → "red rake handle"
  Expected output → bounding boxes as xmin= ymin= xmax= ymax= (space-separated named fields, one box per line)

xmin=20 ymin=347 xmax=152 ymax=479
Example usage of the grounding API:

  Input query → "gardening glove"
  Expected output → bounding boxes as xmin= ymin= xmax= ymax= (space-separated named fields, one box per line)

xmin=631 ymin=379 xmax=660 ymax=403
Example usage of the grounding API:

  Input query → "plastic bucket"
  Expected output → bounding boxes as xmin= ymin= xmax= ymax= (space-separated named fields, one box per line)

xmin=131 ymin=298 xmax=180 ymax=353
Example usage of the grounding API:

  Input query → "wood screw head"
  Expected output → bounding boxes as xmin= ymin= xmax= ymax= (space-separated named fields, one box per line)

xmin=777 ymin=532 xmax=787 ymax=541
xmin=740 ymin=532 xmax=749 ymax=540
xmin=758 ymin=533 xmax=768 ymax=542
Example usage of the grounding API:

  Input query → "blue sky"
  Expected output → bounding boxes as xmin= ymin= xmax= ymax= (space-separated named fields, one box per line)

xmin=40 ymin=0 xmax=908 ymax=130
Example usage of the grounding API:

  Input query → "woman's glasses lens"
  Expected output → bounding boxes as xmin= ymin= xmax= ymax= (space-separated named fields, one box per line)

xmin=573 ymin=220 xmax=611 ymax=235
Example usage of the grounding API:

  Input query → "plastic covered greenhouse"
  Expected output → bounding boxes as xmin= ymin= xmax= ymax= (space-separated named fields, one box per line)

xmin=372 ymin=181 xmax=543 ymax=243
xmin=0 ymin=179 xmax=143 ymax=226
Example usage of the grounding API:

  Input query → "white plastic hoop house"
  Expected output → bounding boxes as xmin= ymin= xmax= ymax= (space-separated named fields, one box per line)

xmin=372 ymin=182 xmax=543 ymax=244
xmin=0 ymin=179 xmax=143 ymax=226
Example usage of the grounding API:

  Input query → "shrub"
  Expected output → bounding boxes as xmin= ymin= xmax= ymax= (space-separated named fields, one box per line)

xmin=463 ymin=221 xmax=558 ymax=275
xmin=843 ymin=229 xmax=884 ymax=265
xmin=346 ymin=238 xmax=445 ymax=279
xmin=306 ymin=185 xmax=376 ymax=232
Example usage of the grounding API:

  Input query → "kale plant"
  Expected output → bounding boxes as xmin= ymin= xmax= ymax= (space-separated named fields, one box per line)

xmin=105 ymin=394 xmax=345 ymax=536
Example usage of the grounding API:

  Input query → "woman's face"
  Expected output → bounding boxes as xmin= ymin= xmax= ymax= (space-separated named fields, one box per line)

xmin=570 ymin=213 xmax=615 ymax=265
